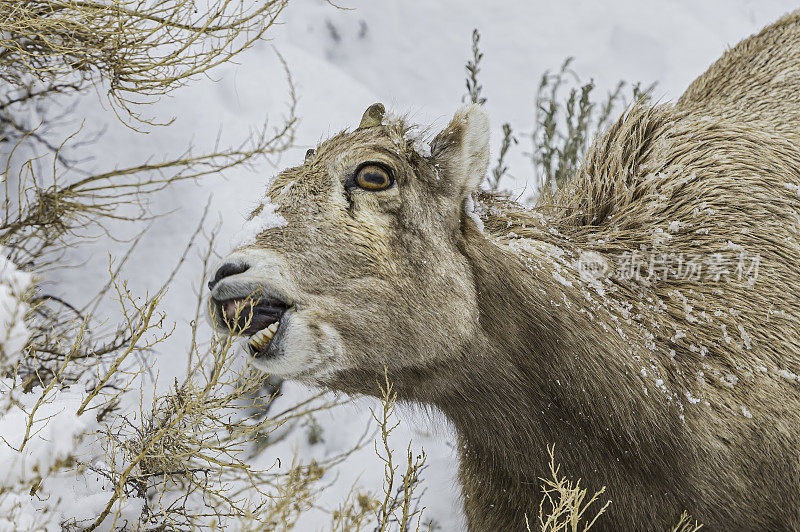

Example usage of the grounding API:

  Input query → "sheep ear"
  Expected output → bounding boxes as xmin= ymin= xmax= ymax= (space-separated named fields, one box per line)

xmin=357 ymin=103 xmax=385 ymax=129
xmin=431 ymin=104 xmax=490 ymax=197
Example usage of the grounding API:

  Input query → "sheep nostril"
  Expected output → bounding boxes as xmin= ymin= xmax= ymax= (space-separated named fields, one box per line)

xmin=208 ymin=261 xmax=250 ymax=291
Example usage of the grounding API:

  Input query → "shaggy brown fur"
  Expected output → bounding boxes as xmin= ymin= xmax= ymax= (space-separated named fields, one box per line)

xmin=210 ymin=11 xmax=800 ymax=531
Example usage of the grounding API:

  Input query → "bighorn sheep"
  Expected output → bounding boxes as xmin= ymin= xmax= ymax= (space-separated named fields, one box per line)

xmin=209 ymin=11 xmax=800 ymax=530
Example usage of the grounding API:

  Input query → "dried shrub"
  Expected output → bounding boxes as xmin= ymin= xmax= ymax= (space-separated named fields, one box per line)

xmin=671 ymin=511 xmax=703 ymax=532
xmin=0 ymin=0 xmax=289 ymax=125
xmin=88 ymin=307 xmax=357 ymax=530
xmin=372 ymin=370 xmax=428 ymax=532
xmin=464 ymin=29 xmax=486 ymax=106
xmin=531 ymin=57 xmax=656 ymax=198
xmin=531 ymin=445 xmax=610 ymax=532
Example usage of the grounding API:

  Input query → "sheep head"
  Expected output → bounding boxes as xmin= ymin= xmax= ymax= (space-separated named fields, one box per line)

xmin=208 ymin=104 xmax=491 ymax=388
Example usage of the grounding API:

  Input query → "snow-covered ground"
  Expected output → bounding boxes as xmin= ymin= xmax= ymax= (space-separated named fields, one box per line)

xmin=32 ymin=0 xmax=800 ymax=529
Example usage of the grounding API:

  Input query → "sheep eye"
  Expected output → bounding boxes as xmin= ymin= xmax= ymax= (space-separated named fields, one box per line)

xmin=355 ymin=164 xmax=393 ymax=191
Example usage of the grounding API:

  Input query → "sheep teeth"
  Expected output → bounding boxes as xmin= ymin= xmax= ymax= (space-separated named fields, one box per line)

xmin=248 ymin=321 xmax=280 ymax=352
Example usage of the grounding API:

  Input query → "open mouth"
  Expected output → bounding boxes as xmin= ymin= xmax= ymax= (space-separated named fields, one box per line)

xmin=217 ymin=296 xmax=289 ymax=356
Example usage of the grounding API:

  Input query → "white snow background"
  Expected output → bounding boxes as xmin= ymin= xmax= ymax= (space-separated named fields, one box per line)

xmin=19 ymin=0 xmax=800 ymax=529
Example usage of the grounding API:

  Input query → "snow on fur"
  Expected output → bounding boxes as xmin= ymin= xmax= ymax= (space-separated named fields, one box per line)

xmin=233 ymin=198 xmax=287 ymax=248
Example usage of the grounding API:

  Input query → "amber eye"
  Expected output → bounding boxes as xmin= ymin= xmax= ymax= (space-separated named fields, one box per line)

xmin=355 ymin=164 xmax=393 ymax=191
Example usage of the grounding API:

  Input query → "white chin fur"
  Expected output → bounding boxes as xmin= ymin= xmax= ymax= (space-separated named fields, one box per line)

xmin=249 ymin=313 xmax=344 ymax=383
